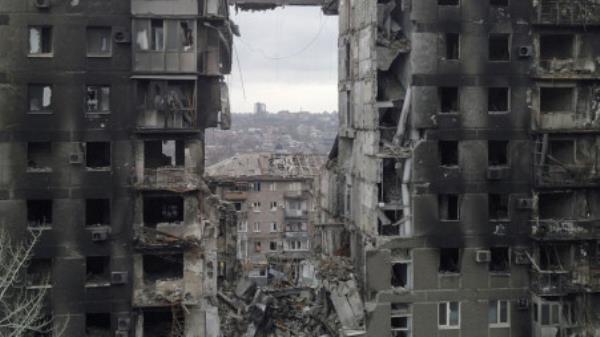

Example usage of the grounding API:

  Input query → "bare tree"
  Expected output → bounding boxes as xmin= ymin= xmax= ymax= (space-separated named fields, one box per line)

xmin=0 ymin=228 xmax=65 ymax=337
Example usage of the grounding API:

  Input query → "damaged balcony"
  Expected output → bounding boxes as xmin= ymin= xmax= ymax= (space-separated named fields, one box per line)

xmin=134 ymin=140 xmax=203 ymax=191
xmin=133 ymin=253 xmax=186 ymax=306
xmin=135 ymin=79 xmax=199 ymax=131
xmin=532 ymin=84 xmax=600 ymax=131
xmin=533 ymin=33 xmax=600 ymax=79
xmin=534 ymin=0 xmax=600 ymax=26
xmin=534 ymin=136 xmax=600 ymax=187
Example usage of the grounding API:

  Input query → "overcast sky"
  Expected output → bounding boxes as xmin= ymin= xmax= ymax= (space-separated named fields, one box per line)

xmin=227 ymin=6 xmax=339 ymax=113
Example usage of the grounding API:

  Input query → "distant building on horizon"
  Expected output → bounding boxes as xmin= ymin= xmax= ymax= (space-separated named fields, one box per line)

xmin=254 ymin=102 xmax=268 ymax=115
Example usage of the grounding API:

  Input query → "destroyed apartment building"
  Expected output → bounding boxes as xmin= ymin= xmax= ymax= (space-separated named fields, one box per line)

xmin=0 ymin=0 xmax=237 ymax=336
xmin=317 ymin=0 xmax=600 ymax=336
xmin=207 ymin=153 xmax=326 ymax=286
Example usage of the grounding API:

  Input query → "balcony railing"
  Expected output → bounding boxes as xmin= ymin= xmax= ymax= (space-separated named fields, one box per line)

xmin=136 ymin=108 xmax=198 ymax=131
xmin=530 ymin=270 xmax=573 ymax=295
xmin=531 ymin=219 xmax=600 ymax=240
xmin=133 ymin=167 xmax=202 ymax=191
xmin=534 ymin=0 xmax=600 ymax=25
xmin=284 ymin=209 xmax=309 ymax=218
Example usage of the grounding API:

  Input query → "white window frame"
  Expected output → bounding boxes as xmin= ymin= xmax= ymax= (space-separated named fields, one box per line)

xmin=238 ymin=221 xmax=247 ymax=233
xmin=252 ymin=201 xmax=261 ymax=212
xmin=391 ymin=313 xmax=412 ymax=337
xmin=270 ymin=223 xmax=278 ymax=232
xmin=269 ymin=182 xmax=277 ymax=191
xmin=438 ymin=302 xmax=460 ymax=329
xmin=489 ymin=300 xmax=510 ymax=328
xmin=253 ymin=222 xmax=260 ymax=233
xmin=540 ymin=302 xmax=561 ymax=326
xmin=270 ymin=201 xmax=278 ymax=211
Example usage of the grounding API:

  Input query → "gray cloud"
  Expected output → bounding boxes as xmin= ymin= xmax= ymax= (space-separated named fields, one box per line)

xmin=227 ymin=6 xmax=339 ymax=113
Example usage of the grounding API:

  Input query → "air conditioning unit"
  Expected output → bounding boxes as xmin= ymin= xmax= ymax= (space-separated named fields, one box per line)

xmin=113 ymin=28 xmax=131 ymax=44
xmin=517 ymin=297 xmax=529 ymax=310
xmin=517 ymin=198 xmax=534 ymax=210
xmin=69 ymin=153 xmax=83 ymax=164
xmin=34 ymin=0 xmax=50 ymax=9
xmin=91 ymin=228 xmax=109 ymax=242
xmin=115 ymin=330 xmax=128 ymax=337
xmin=475 ymin=250 xmax=491 ymax=263
xmin=518 ymin=46 xmax=533 ymax=58
xmin=117 ymin=317 xmax=131 ymax=331
xmin=487 ymin=167 xmax=509 ymax=180
xmin=111 ymin=271 xmax=128 ymax=285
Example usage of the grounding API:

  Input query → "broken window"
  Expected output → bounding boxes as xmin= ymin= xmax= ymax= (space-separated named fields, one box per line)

xmin=539 ymin=245 xmax=568 ymax=270
xmin=143 ymin=195 xmax=184 ymax=227
xmin=548 ymin=140 xmax=575 ymax=165
xmin=540 ymin=34 xmax=574 ymax=60
xmin=445 ymin=33 xmax=459 ymax=60
xmin=439 ymin=141 xmax=458 ymax=166
xmin=85 ymin=199 xmax=110 ymax=227
xmin=85 ymin=142 xmax=111 ymax=169
xmin=27 ymin=200 xmax=52 ymax=228
xmin=27 ymin=142 xmax=52 ymax=171
xmin=269 ymin=241 xmax=277 ymax=251
xmin=438 ymin=0 xmax=459 ymax=5
xmin=391 ymin=262 xmax=410 ymax=288
xmin=488 ymin=87 xmax=509 ymax=112
xmin=27 ymin=258 xmax=52 ymax=287
xmin=85 ymin=256 xmax=110 ymax=285
xmin=489 ymin=194 xmax=509 ymax=220
xmin=439 ymin=87 xmax=459 ymax=113
xmin=144 ymin=308 xmax=183 ymax=337
xmin=233 ymin=202 xmax=242 ymax=211
xmin=489 ymin=34 xmax=510 ymax=61
xmin=378 ymin=209 xmax=404 ymax=236
xmin=136 ymin=80 xmax=196 ymax=129
xmin=151 ymin=19 xmax=164 ymax=51
xmin=179 ymin=21 xmax=194 ymax=51
xmin=438 ymin=302 xmax=460 ymax=328
xmin=85 ymin=313 xmax=111 ymax=337
xmin=28 ymin=26 xmax=52 ymax=55
xmin=488 ymin=141 xmax=509 ymax=166
xmin=490 ymin=0 xmax=508 ymax=6
xmin=28 ymin=84 xmax=52 ymax=112
xmin=144 ymin=140 xmax=184 ymax=168
xmin=490 ymin=247 xmax=510 ymax=272
xmin=86 ymin=27 xmax=112 ymax=56
xmin=489 ymin=300 xmax=510 ymax=327
xmin=439 ymin=194 xmax=459 ymax=221
xmin=540 ymin=87 xmax=574 ymax=113
xmin=538 ymin=193 xmax=572 ymax=219
xmin=439 ymin=248 xmax=460 ymax=273
xmin=86 ymin=86 xmax=110 ymax=113
xmin=143 ymin=254 xmax=183 ymax=281
xmin=391 ymin=304 xmax=412 ymax=337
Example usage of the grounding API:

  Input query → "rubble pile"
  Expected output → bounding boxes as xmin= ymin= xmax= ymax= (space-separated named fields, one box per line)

xmin=218 ymin=257 xmax=365 ymax=337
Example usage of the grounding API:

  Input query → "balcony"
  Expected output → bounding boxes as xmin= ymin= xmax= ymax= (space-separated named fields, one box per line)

xmin=285 ymin=209 xmax=309 ymax=219
xmin=134 ymin=168 xmax=202 ymax=191
xmin=224 ymin=190 xmax=248 ymax=200
xmin=530 ymin=268 xmax=600 ymax=295
xmin=531 ymin=219 xmax=600 ymax=241
xmin=534 ymin=0 xmax=600 ymax=26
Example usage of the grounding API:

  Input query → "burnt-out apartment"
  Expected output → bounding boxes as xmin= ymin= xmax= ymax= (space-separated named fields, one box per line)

xmin=314 ymin=0 xmax=600 ymax=336
xmin=0 ymin=0 xmax=233 ymax=336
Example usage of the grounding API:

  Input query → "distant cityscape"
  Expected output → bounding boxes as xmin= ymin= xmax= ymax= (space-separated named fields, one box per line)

xmin=205 ymin=105 xmax=338 ymax=166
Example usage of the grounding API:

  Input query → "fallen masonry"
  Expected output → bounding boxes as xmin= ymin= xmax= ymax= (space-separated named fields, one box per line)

xmin=218 ymin=257 xmax=366 ymax=337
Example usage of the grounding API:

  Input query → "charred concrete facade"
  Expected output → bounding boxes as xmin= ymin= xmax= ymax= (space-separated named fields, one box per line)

xmin=0 ymin=0 xmax=234 ymax=336
xmin=319 ymin=0 xmax=600 ymax=336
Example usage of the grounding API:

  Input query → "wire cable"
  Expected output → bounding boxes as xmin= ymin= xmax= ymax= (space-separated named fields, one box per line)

xmin=233 ymin=42 xmax=247 ymax=101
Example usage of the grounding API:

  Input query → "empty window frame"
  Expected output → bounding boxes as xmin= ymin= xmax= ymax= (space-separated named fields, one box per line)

xmin=391 ymin=262 xmax=411 ymax=288
xmin=439 ymin=194 xmax=460 ymax=221
xmin=489 ymin=247 xmax=510 ymax=272
xmin=488 ymin=87 xmax=509 ymax=112
xmin=85 ymin=199 xmax=110 ymax=227
xmin=445 ymin=33 xmax=460 ymax=60
xmin=142 ymin=254 xmax=183 ymax=281
xmin=539 ymin=34 xmax=574 ymax=60
xmin=27 ymin=142 xmax=52 ymax=171
xmin=85 ymin=256 xmax=110 ymax=284
xmin=488 ymin=141 xmax=509 ymax=166
xmin=151 ymin=19 xmax=164 ymax=51
xmin=490 ymin=0 xmax=509 ymax=6
xmin=439 ymin=248 xmax=460 ymax=273
xmin=438 ymin=0 xmax=459 ymax=5
xmin=438 ymin=302 xmax=460 ymax=329
xmin=143 ymin=309 xmax=181 ymax=337
xmin=439 ymin=87 xmax=459 ymax=113
xmin=144 ymin=140 xmax=184 ymax=168
xmin=136 ymin=80 xmax=197 ymax=128
xmin=439 ymin=141 xmax=458 ymax=166
xmin=85 ymin=142 xmax=111 ymax=169
xmin=28 ymin=26 xmax=52 ymax=55
xmin=489 ymin=300 xmax=510 ymax=327
xmin=489 ymin=194 xmax=509 ymax=220
xmin=538 ymin=193 xmax=573 ymax=220
xmin=489 ymin=34 xmax=510 ymax=61
xmin=540 ymin=87 xmax=575 ymax=113
xmin=85 ymin=86 xmax=110 ymax=113
xmin=26 ymin=258 xmax=52 ymax=287
xmin=135 ymin=19 xmax=193 ymax=52
xmin=28 ymin=84 xmax=52 ymax=113
xmin=143 ymin=195 xmax=184 ymax=227
xmin=85 ymin=313 xmax=111 ymax=336
xmin=391 ymin=304 xmax=412 ymax=337
xmin=27 ymin=200 xmax=53 ymax=228
xmin=255 ymin=241 xmax=262 ymax=252
xmin=269 ymin=241 xmax=277 ymax=251
xmin=548 ymin=139 xmax=575 ymax=165
xmin=86 ymin=27 xmax=112 ymax=56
